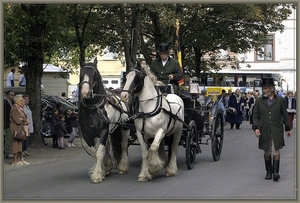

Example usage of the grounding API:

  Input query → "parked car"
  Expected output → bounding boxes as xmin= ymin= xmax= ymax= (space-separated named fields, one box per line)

xmin=41 ymin=94 xmax=78 ymax=114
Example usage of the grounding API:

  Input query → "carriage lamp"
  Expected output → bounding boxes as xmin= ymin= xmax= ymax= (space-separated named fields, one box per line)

xmin=189 ymin=77 xmax=200 ymax=95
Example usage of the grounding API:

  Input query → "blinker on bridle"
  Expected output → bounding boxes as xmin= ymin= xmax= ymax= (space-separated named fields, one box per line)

xmin=80 ymin=66 xmax=99 ymax=98
xmin=122 ymin=69 xmax=145 ymax=95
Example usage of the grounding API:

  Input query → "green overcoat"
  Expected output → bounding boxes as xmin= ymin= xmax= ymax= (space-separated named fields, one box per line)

xmin=253 ymin=95 xmax=290 ymax=151
xmin=150 ymin=57 xmax=183 ymax=95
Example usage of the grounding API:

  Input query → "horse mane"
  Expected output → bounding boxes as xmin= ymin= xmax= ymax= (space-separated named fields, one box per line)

xmin=142 ymin=66 xmax=160 ymax=85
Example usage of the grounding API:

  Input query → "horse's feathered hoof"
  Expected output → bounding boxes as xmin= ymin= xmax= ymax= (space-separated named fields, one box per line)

xmin=148 ymin=168 xmax=159 ymax=175
xmin=165 ymin=172 xmax=175 ymax=177
xmin=90 ymin=178 xmax=103 ymax=183
xmin=138 ymin=175 xmax=152 ymax=182
xmin=138 ymin=177 xmax=149 ymax=182
xmin=118 ymin=170 xmax=127 ymax=175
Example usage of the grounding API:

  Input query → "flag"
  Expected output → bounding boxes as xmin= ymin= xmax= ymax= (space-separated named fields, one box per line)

xmin=175 ymin=19 xmax=184 ymax=86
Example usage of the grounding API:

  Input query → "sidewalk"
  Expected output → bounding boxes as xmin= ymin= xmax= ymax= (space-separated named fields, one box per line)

xmin=4 ymin=137 xmax=88 ymax=171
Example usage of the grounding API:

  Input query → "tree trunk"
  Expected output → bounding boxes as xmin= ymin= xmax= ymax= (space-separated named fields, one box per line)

xmin=22 ymin=5 xmax=47 ymax=148
xmin=149 ymin=11 xmax=161 ymax=58
xmin=194 ymin=47 xmax=205 ymax=84
xmin=130 ymin=4 xmax=142 ymax=66
xmin=119 ymin=4 xmax=132 ymax=72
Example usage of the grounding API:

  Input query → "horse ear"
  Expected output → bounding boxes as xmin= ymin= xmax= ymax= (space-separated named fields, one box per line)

xmin=93 ymin=58 xmax=98 ymax=67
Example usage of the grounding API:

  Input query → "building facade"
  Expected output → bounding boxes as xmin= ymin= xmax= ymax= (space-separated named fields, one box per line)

xmin=237 ymin=9 xmax=296 ymax=92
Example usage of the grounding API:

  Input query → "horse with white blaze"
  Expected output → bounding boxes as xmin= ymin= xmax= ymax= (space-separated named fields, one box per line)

xmin=120 ymin=61 xmax=184 ymax=182
xmin=78 ymin=58 xmax=130 ymax=183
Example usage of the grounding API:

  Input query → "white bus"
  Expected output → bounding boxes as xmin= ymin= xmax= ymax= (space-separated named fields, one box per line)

xmin=202 ymin=69 xmax=285 ymax=93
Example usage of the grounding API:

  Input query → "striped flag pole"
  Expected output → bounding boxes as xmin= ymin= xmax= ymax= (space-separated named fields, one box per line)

xmin=175 ymin=19 xmax=184 ymax=86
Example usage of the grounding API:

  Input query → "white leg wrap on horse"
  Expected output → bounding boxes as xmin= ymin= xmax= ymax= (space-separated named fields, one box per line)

xmin=90 ymin=144 xmax=106 ymax=183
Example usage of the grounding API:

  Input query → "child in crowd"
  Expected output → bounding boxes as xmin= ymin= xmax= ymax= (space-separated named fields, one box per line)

xmin=47 ymin=108 xmax=59 ymax=148
xmin=65 ymin=108 xmax=79 ymax=147
xmin=57 ymin=114 xmax=68 ymax=149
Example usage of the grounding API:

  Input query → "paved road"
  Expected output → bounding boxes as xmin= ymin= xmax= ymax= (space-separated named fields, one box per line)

xmin=3 ymin=120 xmax=296 ymax=201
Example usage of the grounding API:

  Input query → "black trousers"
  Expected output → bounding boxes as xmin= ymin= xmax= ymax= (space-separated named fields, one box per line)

xmin=230 ymin=123 xmax=240 ymax=129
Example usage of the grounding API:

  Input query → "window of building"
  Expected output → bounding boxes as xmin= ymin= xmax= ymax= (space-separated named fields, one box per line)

xmin=256 ymin=35 xmax=274 ymax=61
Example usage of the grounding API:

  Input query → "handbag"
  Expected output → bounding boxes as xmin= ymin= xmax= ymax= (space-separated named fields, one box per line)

xmin=13 ymin=125 xmax=27 ymax=141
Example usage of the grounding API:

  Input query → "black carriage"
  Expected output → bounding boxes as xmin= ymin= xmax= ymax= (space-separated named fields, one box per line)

xmin=180 ymin=76 xmax=224 ymax=169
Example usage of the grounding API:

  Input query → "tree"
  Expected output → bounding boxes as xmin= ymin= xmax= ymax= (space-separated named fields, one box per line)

xmin=4 ymin=4 xmax=62 ymax=147
xmin=125 ymin=4 xmax=294 ymax=81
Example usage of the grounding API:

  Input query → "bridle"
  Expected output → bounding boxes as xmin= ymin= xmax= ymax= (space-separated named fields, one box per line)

xmin=79 ymin=66 xmax=102 ymax=99
xmin=122 ymin=68 xmax=146 ymax=95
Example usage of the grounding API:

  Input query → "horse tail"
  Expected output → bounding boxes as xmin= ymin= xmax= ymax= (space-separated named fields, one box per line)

xmin=110 ymin=126 xmax=123 ymax=164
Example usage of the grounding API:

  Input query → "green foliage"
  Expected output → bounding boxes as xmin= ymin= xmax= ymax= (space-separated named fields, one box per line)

xmin=5 ymin=3 xmax=295 ymax=76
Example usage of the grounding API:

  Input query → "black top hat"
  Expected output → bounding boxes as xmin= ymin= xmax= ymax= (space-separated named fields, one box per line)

xmin=157 ymin=43 xmax=170 ymax=53
xmin=262 ymin=77 xmax=275 ymax=87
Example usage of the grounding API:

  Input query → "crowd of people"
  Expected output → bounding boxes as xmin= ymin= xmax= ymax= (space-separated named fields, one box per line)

xmin=43 ymin=105 xmax=79 ymax=149
xmin=4 ymin=90 xmax=79 ymax=167
xmin=213 ymin=87 xmax=296 ymax=131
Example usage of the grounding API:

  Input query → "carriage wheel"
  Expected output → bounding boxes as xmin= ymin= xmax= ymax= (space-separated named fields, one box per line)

xmin=211 ymin=110 xmax=224 ymax=161
xmin=186 ymin=120 xmax=198 ymax=170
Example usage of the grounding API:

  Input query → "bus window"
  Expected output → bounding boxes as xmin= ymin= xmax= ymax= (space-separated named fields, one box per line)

xmin=254 ymin=80 xmax=262 ymax=87
xmin=111 ymin=80 xmax=118 ymax=84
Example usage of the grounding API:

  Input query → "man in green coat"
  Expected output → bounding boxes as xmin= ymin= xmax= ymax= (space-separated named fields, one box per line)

xmin=150 ymin=42 xmax=183 ymax=95
xmin=253 ymin=77 xmax=292 ymax=181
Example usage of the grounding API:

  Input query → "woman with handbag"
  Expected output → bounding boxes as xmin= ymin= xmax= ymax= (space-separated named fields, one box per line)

xmin=10 ymin=94 xmax=30 ymax=166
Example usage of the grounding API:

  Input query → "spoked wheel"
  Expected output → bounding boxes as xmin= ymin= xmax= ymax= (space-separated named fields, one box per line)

xmin=211 ymin=111 xmax=224 ymax=161
xmin=185 ymin=120 xmax=198 ymax=170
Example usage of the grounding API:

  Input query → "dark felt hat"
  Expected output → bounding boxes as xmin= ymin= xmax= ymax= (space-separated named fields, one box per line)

xmin=262 ymin=77 xmax=275 ymax=87
xmin=157 ymin=43 xmax=170 ymax=53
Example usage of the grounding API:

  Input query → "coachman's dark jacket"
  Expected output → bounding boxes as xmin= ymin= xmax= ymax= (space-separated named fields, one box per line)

xmin=150 ymin=57 xmax=183 ymax=95
xmin=253 ymin=94 xmax=290 ymax=151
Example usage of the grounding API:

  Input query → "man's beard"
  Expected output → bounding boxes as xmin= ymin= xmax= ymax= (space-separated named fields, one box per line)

xmin=263 ymin=92 xmax=271 ymax=97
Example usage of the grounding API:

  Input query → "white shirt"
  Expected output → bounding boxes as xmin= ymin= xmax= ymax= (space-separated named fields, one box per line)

xmin=162 ymin=59 xmax=168 ymax=67
xmin=19 ymin=74 xmax=26 ymax=86
xmin=6 ymin=72 xmax=14 ymax=87
xmin=24 ymin=105 xmax=34 ymax=133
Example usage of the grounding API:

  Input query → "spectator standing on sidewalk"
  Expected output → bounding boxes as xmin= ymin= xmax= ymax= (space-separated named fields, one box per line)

xmin=61 ymin=92 xmax=67 ymax=100
xmin=10 ymin=95 xmax=30 ymax=166
xmin=4 ymin=90 xmax=15 ymax=159
xmin=227 ymin=89 xmax=245 ymax=129
xmin=22 ymin=94 xmax=33 ymax=158
xmin=248 ymin=91 xmax=259 ymax=127
xmin=47 ymin=109 xmax=59 ymax=148
xmin=253 ymin=77 xmax=292 ymax=181
xmin=6 ymin=68 xmax=15 ymax=87
xmin=57 ymin=114 xmax=68 ymax=149
xmin=40 ymin=108 xmax=49 ymax=146
xmin=19 ymin=74 xmax=26 ymax=87
xmin=284 ymin=91 xmax=296 ymax=130
xmin=65 ymin=108 xmax=79 ymax=147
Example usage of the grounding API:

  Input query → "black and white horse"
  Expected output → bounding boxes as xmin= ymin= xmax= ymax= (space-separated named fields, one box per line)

xmin=79 ymin=58 xmax=130 ymax=183
xmin=120 ymin=62 xmax=184 ymax=182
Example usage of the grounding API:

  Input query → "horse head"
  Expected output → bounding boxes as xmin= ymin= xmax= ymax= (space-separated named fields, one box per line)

xmin=79 ymin=58 xmax=105 ymax=99
xmin=120 ymin=61 xmax=146 ymax=103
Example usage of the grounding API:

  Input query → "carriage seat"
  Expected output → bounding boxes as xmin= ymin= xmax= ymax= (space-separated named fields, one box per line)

xmin=155 ymin=85 xmax=173 ymax=95
xmin=181 ymin=93 xmax=200 ymax=108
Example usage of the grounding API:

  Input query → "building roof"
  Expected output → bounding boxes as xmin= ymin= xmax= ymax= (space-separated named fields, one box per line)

xmin=43 ymin=64 xmax=68 ymax=73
